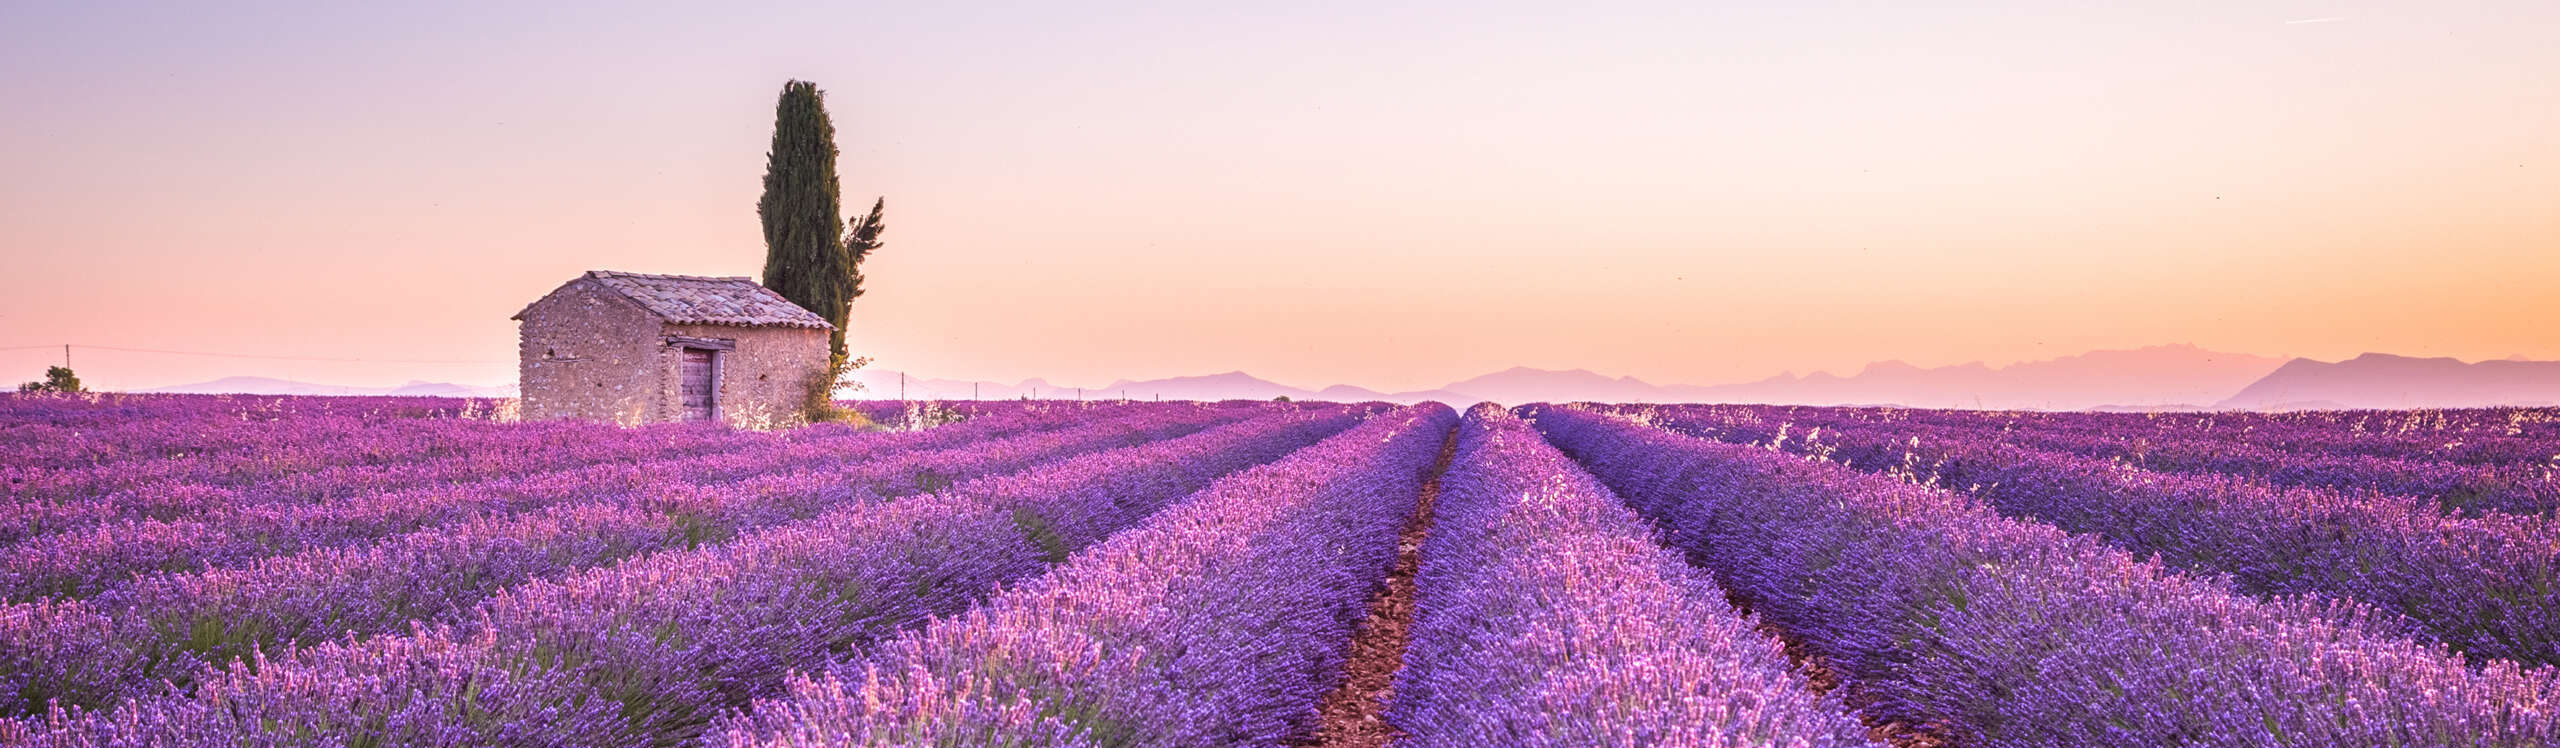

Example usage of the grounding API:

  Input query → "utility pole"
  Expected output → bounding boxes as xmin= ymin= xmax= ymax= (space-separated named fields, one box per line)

xmin=64 ymin=345 xmax=71 ymax=369
xmin=899 ymin=372 xmax=906 ymax=402
xmin=973 ymin=383 xmax=979 ymax=401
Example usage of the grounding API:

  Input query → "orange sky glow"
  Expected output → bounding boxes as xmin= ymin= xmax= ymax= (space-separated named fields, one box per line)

xmin=2 ymin=1 xmax=2554 ymax=392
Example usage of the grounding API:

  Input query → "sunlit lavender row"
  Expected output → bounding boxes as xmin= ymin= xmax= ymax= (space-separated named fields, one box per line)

xmin=1 ymin=398 xmax=1139 ymax=545
xmin=0 ymin=403 xmax=1261 ymax=715
xmin=1638 ymin=404 xmax=2560 ymax=667
xmin=0 ymin=401 xmax=1187 ymax=602
xmin=1859 ymin=405 xmax=2560 ymax=466
xmin=0 ymin=395 xmax=508 ymax=470
xmin=7 ymin=392 xmax=2558 ymax=747
xmin=1530 ymin=405 xmax=2560 ymax=746
xmin=1387 ymin=405 xmax=1874 ymax=747
xmin=714 ymin=403 xmax=1455 ymax=747
xmin=12 ymin=403 xmax=1365 ymax=746
xmin=1672 ymin=403 xmax=2560 ymax=516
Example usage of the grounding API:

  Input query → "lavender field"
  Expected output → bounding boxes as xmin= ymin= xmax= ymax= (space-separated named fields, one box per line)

xmin=3 ymin=394 xmax=2557 ymax=747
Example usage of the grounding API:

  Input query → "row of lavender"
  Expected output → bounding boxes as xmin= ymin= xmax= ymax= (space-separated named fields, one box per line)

xmin=1959 ymin=416 xmax=2558 ymax=516
xmin=1641 ymin=404 xmax=2560 ymax=668
xmin=15 ymin=392 xmax=2556 ymax=745
xmin=1683 ymin=403 xmax=2559 ymax=516
xmin=6 ymin=421 xmax=758 ymax=543
xmin=9 ymin=404 xmax=1378 ymax=746
xmin=717 ymin=401 xmax=2560 ymax=746
xmin=1 ymin=400 xmax=1188 ymax=603
xmin=4 ymin=395 xmax=556 ymax=487
xmin=1385 ymin=406 xmax=1872 ymax=746
xmin=715 ymin=403 xmax=1458 ymax=746
xmin=1903 ymin=405 xmax=2560 ymax=465
xmin=839 ymin=397 xmax=1277 ymax=430
xmin=840 ymin=398 xmax=1054 ymax=430
xmin=0 ymin=402 xmax=1288 ymax=715
xmin=0 ymin=394 xmax=500 ymax=466
xmin=1533 ymin=405 xmax=2560 ymax=746
xmin=718 ymin=405 xmax=1901 ymax=747
xmin=4 ymin=397 xmax=1108 ymax=543
xmin=1 ymin=394 xmax=1086 ymax=471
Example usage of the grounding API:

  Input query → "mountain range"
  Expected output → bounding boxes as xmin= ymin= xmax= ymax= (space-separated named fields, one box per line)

xmin=2216 ymin=353 xmax=2560 ymax=410
xmin=1686 ymin=344 xmax=2289 ymax=410
xmin=837 ymin=369 xmax=1471 ymax=404
xmin=140 ymin=346 xmax=2559 ymax=410
xmin=848 ymin=345 xmax=2550 ymax=409
xmin=141 ymin=376 xmax=520 ymax=399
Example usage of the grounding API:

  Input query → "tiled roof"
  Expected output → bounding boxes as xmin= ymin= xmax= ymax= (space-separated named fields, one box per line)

xmin=517 ymin=271 xmax=834 ymax=329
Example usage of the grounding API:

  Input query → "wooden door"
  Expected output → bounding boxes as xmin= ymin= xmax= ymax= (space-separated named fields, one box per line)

xmin=679 ymin=348 xmax=715 ymax=421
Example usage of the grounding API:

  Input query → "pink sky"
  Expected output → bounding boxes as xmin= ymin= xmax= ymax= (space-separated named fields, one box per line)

xmin=2 ymin=1 xmax=2555 ymax=392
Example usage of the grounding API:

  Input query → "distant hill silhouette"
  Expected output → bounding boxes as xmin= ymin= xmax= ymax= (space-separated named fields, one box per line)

xmin=2217 ymin=353 xmax=2560 ymax=410
xmin=843 ymin=345 xmax=2288 ymax=409
xmin=128 ymin=346 xmax=2559 ymax=410
xmin=1686 ymin=344 xmax=2288 ymax=410
xmin=839 ymin=368 xmax=1466 ymax=403
xmin=144 ymin=376 xmax=518 ymax=398
xmin=1433 ymin=367 xmax=1680 ymax=405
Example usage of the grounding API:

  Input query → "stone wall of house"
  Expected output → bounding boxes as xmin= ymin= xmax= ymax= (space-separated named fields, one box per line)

xmin=517 ymin=280 xmax=668 ymax=425
xmin=660 ymin=322 xmax=830 ymax=429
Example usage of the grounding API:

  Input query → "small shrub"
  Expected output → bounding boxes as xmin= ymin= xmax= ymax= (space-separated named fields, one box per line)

xmin=18 ymin=366 xmax=82 ymax=393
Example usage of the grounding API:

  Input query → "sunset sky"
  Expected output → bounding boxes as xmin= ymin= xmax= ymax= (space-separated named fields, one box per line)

xmin=3 ymin=1 xmax=2554 ymax=393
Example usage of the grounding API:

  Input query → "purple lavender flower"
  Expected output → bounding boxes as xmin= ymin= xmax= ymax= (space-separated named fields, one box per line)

xmin=14 ymin=403 xmax=1364 ymax=747
xmin=1640 ymin=404 xmax=2560 ymax=666
xmin=1527 ymin=404 xmax=2560 ymax=747
xmin=714 ymin=404 xmax=1457 ymax=748
xmin=1389 ymin=404 xmax=1876 ymax=747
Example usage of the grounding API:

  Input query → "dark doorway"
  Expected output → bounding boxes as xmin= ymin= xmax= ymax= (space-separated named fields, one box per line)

xmin=679 ymin=348 xmax=716 ymax=421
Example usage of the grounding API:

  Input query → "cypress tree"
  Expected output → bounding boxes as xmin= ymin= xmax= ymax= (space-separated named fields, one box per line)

xmin=843 ymin=197 xmax=886 ymax=303
xmin=757 ymin=80 xmax=852 ymax=366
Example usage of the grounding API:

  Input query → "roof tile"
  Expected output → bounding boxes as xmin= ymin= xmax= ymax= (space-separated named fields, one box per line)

xmin=522 ymin=270 xmax=834 ymax=329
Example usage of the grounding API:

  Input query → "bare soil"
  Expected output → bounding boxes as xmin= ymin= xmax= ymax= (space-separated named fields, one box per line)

xmin=1290 ymin=427 xmax=1456 ymax=748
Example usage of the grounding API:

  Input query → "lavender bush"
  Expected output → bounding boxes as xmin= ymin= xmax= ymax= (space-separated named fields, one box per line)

xmin=11 ymin=405 xmax=1364 ymax=747
xmin=1527 ymin=405 xmax=2560 ymax=747
xmin=2 ymin=398 xmax=1161 ymax=547
xmin=1647 ymin=405 xmax=2560 ymax=667
xmin=714 ymin=403 xmax=1457 ymax=747
xmin=0 ymin=403 xmax=1259 ymax=716
xmin=1387 ymin=405 xmax=1874 ymax=747
xmin=1658 ymin=404 xmax=2558 ymax=516
xmin=0 ymin=401 xmax=1186 ymax=603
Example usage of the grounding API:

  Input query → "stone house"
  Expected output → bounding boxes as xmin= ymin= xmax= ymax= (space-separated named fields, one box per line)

xmin=513 ymin=270 xmax=832 ymax=427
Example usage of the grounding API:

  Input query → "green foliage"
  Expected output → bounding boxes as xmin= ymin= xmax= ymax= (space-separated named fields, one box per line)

xmin=1271 ymin=395 xmax=1292 ymax=403
xmin=669 ymin=511 xmax=731 ymax=549
xmin=758 ymin=80 xmax=852 ymax=361
xmin=843 ymin=197 xmax=885 ymax=307
xmin=17 ymin=366 xmax=81 ymax=393
xmin=797 ymin=357 xmax=877 ymax=427
xmin=755 ymin=81 xmax=887 ymax=376
xmin=1008 ymin=508 xmax=1071 ymax=564
xmin=912 ymin=469 xmax=955 ymax=495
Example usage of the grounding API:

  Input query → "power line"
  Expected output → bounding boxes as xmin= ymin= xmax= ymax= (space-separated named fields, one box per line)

xmin=0 ymin=344 xmax=505 ymax=365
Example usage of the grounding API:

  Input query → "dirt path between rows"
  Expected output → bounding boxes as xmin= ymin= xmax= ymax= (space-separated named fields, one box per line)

xmin=1290 ymin=426 xmax=1457 ymax=747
